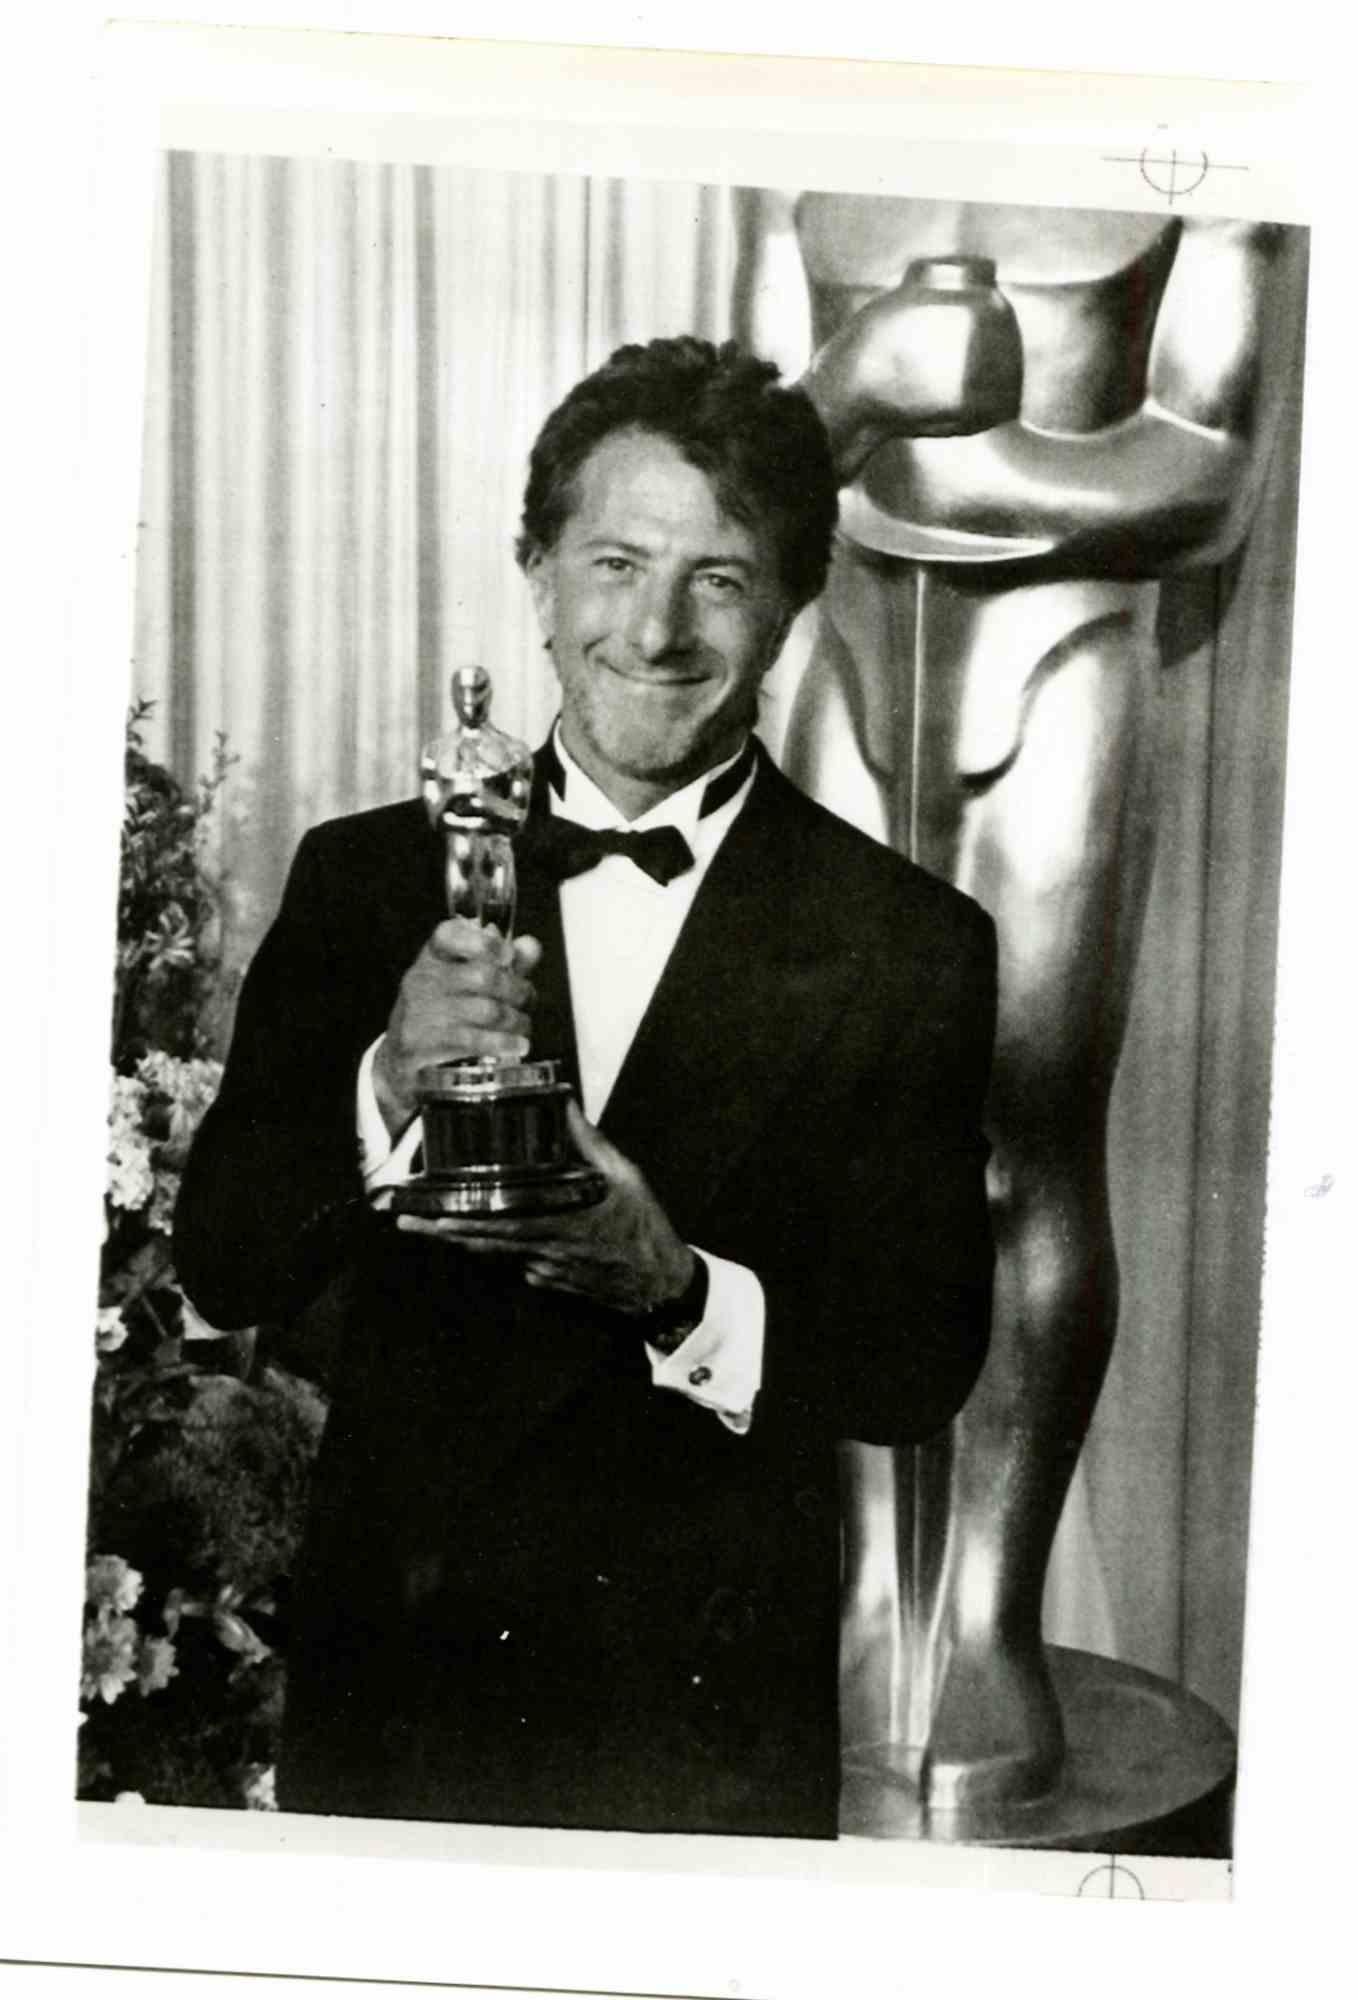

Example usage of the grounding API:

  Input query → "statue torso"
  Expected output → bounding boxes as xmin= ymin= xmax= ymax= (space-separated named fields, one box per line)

xmin=796 ymin=197 xmax=1181 ymax=433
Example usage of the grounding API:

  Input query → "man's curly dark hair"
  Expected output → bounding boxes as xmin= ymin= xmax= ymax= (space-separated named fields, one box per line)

xmin=515 ymin=336 xmax=838 ymax=612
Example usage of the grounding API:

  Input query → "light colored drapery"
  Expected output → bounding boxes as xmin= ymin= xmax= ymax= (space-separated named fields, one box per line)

xmin=130 ymin=151 xmax=1299 ymax=1732
xmin=135 ymin=153 xmax=736 ymax=966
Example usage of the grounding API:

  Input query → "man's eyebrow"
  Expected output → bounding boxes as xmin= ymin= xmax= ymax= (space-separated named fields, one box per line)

xmin=693 ymin=553 xmax=756 ymax=573
xmin=579 ymin=536 xmax=756 ymax=572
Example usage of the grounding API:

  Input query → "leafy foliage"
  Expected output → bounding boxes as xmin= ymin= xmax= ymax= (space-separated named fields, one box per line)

xmin=82 ymin=709 xmax=327 ymax=1810
xmin=113 ymin=700 xmax=234 ymax=1068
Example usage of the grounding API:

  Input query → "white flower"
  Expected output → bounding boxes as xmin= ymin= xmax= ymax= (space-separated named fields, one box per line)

xmin=136 ymin=1634 xmax=178 ymax=1696
xmin=110 ymin=1071 xmax=145 ymax=1120
xmin=86 ymin=1555 xmax=143 ymax=1614
xmin=95 ymin=1305 xmax=128 ymax=1354
xmin=108 ymin=1148 xmax=153 ymax=1212
xmin=81 ymin=1611 xmax=139 ymax=1705
xmin=137 ymin=1052 xmax=223 ymax=1157
xmin=107 ymin=1074 xmax=153 ymax=1212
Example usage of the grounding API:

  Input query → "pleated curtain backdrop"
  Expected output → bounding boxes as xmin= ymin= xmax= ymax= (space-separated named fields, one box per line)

xmin=129 ymin=149 xmax=1299 ymax=1736
xmin=134 ymin=152 xmax=738 ymax=971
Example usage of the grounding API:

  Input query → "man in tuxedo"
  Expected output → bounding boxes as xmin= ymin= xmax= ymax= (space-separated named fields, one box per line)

xmin=175 ymin=336 xmax=997 ymax=1838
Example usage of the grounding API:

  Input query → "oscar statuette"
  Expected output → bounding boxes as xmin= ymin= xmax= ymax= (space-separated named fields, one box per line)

xmin=370 ymin=665 xmax=606 ymax=1219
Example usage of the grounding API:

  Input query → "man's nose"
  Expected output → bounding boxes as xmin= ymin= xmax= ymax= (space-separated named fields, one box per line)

xmin=625 ymin=575 xmax=694 ymax=661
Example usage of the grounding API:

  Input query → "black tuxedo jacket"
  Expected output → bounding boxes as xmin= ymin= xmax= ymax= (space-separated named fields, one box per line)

xmin=176 ymin=747 xmax=996 ymax=1837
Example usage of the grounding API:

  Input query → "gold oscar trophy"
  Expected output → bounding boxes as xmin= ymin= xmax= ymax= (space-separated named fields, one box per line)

xmin=372 ymin=664 xmax=605 ymax=1219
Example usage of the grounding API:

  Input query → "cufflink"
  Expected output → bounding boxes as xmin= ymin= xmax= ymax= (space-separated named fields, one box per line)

xmin=688 ymin=1365 xmax=713 ymax=1388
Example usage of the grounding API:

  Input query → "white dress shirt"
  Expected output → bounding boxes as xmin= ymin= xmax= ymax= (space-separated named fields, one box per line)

xmin=357 ymin=730 xmax=766 ymax=1433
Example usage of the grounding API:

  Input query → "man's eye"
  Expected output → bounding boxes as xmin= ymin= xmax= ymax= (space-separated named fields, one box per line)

xmin=697 ymin=572 xmax=743 ymax=597
xmin=594 ymin=555 xmax=634 ymax=577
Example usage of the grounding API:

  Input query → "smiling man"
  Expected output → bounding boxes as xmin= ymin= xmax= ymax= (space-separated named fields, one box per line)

xmin=527 ymin=428 xmax=791 ymax=808
xmin=175 ymin=336 xmax=998 ymax=1838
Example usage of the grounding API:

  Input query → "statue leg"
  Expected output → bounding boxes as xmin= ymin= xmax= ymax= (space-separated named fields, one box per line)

xmin=787 ymin=564 xmax=1164 ymax=1808
xmin=788 ymin=565 xmax=948 ymax=1767
xmin=921 ymin=590 xmax=1163 ymax=1809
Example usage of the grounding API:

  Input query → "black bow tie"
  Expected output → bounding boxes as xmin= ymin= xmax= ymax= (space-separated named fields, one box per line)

xmin=520 ymin=735 xmax=758 ymax=886
xmin=518 ymin=815 xmax=696 ymax=886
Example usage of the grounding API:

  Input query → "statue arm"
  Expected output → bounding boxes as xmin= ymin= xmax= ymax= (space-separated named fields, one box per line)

xmin=850 ymin=221 xmax=1306 ymax=572
xmin=732 ymin=189 xmax=1027 ymax=473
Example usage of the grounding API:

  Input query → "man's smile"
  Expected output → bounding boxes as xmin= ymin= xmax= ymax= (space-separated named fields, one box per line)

xmin=598 ymin=658 xmax=711 ymax=690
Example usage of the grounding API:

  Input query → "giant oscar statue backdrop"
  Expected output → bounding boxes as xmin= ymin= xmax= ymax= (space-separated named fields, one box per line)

xmin=733 ymin=191 xmax=1307 ymax=1849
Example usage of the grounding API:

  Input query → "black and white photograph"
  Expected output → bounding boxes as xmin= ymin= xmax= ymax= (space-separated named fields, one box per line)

xmin=3 ymin=9 xmax=1350 ymax=1996
xmin=75 ymin=144 xmax=1309 ymax=1860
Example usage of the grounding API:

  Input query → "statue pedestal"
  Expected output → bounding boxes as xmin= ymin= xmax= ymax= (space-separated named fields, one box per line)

xmin=839 ymin=1646 xmax=1235 ymax=1855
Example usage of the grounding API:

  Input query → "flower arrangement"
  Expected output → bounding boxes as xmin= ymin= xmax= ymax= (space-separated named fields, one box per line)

xmin=82 ymin=1555 xmax=178 ymax=1706
xmin=115 ymin=700 xmax=234 ymax=1063
xmin=102 ymin=1052 xmax=225 ymax=1343
xmin=81 ymin=708 xmax=326 ymax=1811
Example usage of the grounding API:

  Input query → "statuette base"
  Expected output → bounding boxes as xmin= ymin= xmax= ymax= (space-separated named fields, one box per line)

xmin=840 ymin=1646 xmax=1235 ymax=1854
xmin=372 ymin=1164 xmax=606 ymax=1219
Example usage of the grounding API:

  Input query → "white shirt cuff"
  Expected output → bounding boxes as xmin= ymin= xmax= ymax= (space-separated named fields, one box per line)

xmin=357 ymin=1036 xmax=424 ymax=1188
xmin=645 ymin=1252 xmax=765 ymax=1435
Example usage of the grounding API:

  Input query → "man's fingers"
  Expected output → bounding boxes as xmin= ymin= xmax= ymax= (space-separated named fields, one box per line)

xmin=404 ymin=1214 xmax=575 ymax=1247
xmin=425 ymin=953 xmax=535 ymax=1009
xmin=423 ymin=1001 xmax=532 ymax=1053
xmin=423 ymin=922 xmax=543 ymax=980
xmin=449 ymin=991 xmax=533 ymax=1034
xmin=426 ymin=917 xmax=512 ymax=964
xmin=395 ymin=1219 xmax=529 ymax=1251
xmin=394 ymin=1213 xmax=575 ymax=1246
xmin=524 ymin=1265 xmax=591 ymax=1297
xmin=394 ymin=1040 xmax=532 ymax=1088
xmin=459 ymin=1027 xmax=533 ymax=1060
xmin=392 ymin=1233 xmax=592 ymax=1292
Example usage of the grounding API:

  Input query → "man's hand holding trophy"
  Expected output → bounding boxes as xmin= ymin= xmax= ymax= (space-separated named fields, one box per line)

xmin=370 ymin=664 xmax=606 ymax=1218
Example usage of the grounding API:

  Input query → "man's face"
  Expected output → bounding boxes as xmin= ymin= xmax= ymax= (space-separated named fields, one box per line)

xmin=527 ymin=427 xmax=792 ymax=817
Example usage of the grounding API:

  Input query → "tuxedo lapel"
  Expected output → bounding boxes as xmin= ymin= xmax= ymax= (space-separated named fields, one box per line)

xmin=516 ymin=752 xmax=581 ymax=1089
xmin=364 ymin=802 xmax=447 ymax=979
xmin=600 ymin=753 xmax=855 ymax=1239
